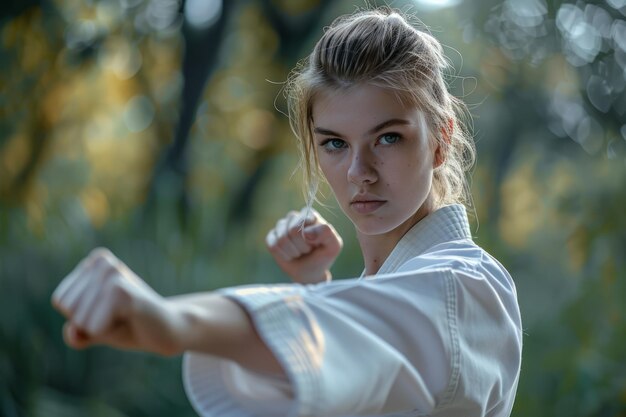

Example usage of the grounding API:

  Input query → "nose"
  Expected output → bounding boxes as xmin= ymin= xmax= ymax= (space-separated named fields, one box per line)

xmin=347 ymin=149 xmax=378 ymax=185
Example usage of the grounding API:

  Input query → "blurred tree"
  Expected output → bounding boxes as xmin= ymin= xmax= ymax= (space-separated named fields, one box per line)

xmin=143 ymin=0 xmax=235 ymax=229
xmin=141 ymin=0 xmax=337 ymax=231
xmin=226 ymin=0 xmax=335 ymax=228
xmin=454 ymin=0 xmax=625 ymax=219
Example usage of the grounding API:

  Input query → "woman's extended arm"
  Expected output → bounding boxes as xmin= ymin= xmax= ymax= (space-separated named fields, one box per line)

xmin=51 ymin=248 xmax=284 ymax=375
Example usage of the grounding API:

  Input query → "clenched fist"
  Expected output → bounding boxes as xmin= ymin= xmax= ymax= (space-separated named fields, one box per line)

xmin=51 ymin=248 xmax=181 ymax=356
xmin=266 ymin=207 xmax=343 ymax=284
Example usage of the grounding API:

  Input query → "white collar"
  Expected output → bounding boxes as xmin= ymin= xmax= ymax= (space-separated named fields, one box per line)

xmin=362 ymin=204 xmax=472 ymax=277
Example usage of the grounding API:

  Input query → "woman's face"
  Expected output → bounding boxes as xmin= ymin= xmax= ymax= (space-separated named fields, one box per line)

xmin=312 ymin=84 xmax=439 ymax=238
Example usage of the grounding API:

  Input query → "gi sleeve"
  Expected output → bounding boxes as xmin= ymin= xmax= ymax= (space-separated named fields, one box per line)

xmin=183 ymin=269 xmax=460 ymax=417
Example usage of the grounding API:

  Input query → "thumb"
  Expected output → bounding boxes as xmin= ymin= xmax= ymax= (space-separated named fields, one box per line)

xmin=303 ymin=223 xmax=341 ymax=247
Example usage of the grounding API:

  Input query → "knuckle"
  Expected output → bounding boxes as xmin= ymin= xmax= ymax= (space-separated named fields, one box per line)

xmin=302 ymin=208 xmax=316 ymax=221
xmin=89 ymin=247 xmax=112 ymax=261
xmin=61 ymin=301 xmax=76 ymax=316
xmin=266 ymin=228 xmax=278 ymax=243
xmin=109 ymin=280 xmax=131 ymax=303
xmin=51 ymin=291 xmax=61 ymax=308
xmin=288 ymin=224 xmax=303 ymax=237
xmin=102 ymin=263 xmax=119 ymax=279
xmin=276 ymin=233 xmax=292 ymax=245
xmin=88 ymin=250 xmax=113 ymax=270
xmin=275 ymin=236 xmax=287 ymax=247
xmin=266 ymin=237 xmax=279 ymax=251
xmin=91 ymin=257 xmax=107 ymax=273
xmin=53 ymin=297 xmax=70 ymax=316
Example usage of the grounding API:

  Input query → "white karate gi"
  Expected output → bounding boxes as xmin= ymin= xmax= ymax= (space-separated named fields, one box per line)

xmin=183 ymin=205 xmax=522 ymax=417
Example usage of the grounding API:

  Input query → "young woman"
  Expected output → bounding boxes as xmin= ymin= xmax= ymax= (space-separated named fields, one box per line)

xmin=52 ymin=7 xmax=522 ymax=417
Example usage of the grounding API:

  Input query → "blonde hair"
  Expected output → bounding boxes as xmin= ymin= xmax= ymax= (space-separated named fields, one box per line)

xmin=286 ymin=7 xmax=475 ymax=210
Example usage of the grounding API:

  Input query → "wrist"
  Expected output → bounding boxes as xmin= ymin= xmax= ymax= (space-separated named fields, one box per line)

xmin=164 ymin=294 xmax=228 ymax=355
xmin=106 ymin=272 xmax=182 ymax=356
xmin=160 ymin=299 xmax=201 ymax=356
xmin=297 ymin=269 xmax=332 ymax=284
xmin=134 ymin=298 xmax=189 ymax=357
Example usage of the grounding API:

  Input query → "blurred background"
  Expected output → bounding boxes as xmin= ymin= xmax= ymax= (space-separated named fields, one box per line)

xmin=1 ymin=0 xmax=625 ymax=415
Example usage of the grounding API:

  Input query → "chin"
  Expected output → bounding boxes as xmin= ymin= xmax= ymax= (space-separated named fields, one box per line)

xmin=352 ymin=217 xmax=403 ymax=236
xmin=349 ymin=207 xmax=428 ymax=237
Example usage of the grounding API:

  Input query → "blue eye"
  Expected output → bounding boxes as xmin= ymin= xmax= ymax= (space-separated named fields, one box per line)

xmin=379 ymin=133 xmax=401 ymax=145
xmin=321 ymin=138 xmax=347 ymax=151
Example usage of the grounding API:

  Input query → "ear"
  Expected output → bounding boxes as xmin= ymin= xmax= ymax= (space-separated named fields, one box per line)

xmin=434 ymin=118 xmax=453 ymax=169
xmin=433 ymin=143 xmax=445 ymax=169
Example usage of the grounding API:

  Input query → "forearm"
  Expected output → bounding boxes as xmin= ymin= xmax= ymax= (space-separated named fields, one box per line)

xmin=166 ymin=292 xmax=285 ymax=376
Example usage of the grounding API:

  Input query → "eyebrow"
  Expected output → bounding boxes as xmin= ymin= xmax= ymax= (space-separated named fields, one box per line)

xmin=313 ymin=118 xmax=411 ymax=137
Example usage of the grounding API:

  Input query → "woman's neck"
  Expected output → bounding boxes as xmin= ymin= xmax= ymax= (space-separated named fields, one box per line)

xmin=358 ymin=200 xmax=435 ymax=276
xmin=358 ymin=233 xmax=401 ymax=276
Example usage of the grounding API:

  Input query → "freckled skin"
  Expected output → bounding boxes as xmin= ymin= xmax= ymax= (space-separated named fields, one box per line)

xmin=312 ymin=84 xmax=440 ymax=274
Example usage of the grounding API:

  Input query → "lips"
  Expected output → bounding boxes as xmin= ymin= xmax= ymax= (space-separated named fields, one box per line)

xmin=350 ymin=195 xmax=386 ymax=214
